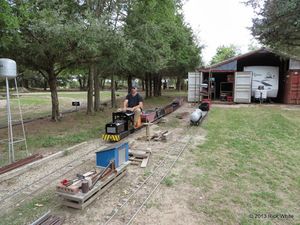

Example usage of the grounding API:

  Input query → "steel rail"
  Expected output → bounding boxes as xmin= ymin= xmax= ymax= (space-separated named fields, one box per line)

xmin=0 ymin=116 xmax=155 ymax=214
xmin=0 ymin=143 xmax=105 ymax=211
xmin=104 ymin=138 xmax=191 ymax=225
xmin=126 ymin=139 xmax=191 ymax=225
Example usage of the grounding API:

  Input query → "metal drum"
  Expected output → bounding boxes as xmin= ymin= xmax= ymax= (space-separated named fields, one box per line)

xmin=190 ymin=109 xmax=203 ymax=125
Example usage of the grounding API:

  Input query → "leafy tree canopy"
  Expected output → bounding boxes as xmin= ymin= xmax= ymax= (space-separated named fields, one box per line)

xmin=210 ymin=44 xmax=240 ymax=65
xmin=247 ymin=0 xmax=300 ymax=57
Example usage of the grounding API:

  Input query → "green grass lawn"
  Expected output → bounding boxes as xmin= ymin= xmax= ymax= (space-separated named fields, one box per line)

xmin=188 ymin=106 xmax=300 ymax=225
xmin=0 ymin=94 xmax=176 ymax=166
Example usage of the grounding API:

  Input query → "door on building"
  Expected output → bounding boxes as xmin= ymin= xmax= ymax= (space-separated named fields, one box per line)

xmin=188 ymin=72 xmax=203 ymax=102
xmin=234 ymin=71 xmax=252 ymax=103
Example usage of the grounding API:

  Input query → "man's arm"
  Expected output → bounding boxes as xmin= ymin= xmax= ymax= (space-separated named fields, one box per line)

xmin=123 ymin=99 xmax=128 ymax=111
xmin=132 ymin=101 xmax=143 ymax=110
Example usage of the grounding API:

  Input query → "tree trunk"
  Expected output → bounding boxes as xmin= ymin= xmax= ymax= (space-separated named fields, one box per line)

xmin=111 ymin=74 xmax=116 ymax=108
xmin=87 ymin=66 xmax=94 ymax=115
xmin=48 ymin=71 xmax=60 ymax=121
xmin=153 ymin=74 xmax=157 ymax=97
xmin=115 ymin=81 xmax=118 ymax=91
xmin=94 ymin=68 xmax=100 ymax=112
xmin=145 ymin=75 xmax=149 ymax=99
xmin=163 ymin=79 xmax=167 ymax=90
xmin=155 ymin=74 xmax=160 ymax=96
xmin=78 ymin=77 xmax=83 ymax=90
xmin=22 ymin=78 xmax=29 ymax=88
xmin=158 ymin=74 xmax=162 ymax=96
xmin=142 ymin=80 xmax=145 ymax=91
xmin=181 ymin=80 xmax=185 ymax=91
xmin=127 ymin=74 xmax=132 ymax=93
xmin=83 ymin=76 xmax=87 ymax=90
xmin=155 ymin=76 xmax=159 ymax=97
xmin=100 ymin=79 xmax=104 ymax=90
xmin=160 ymin=76 xmax=162 ymax=96
xmin=43 ymin=80 xmax=48 ymax=91
xmin=176 ymin=75 xmax=181 ymax=91
xmin=149 ymin=73 xmax=152 ymax=97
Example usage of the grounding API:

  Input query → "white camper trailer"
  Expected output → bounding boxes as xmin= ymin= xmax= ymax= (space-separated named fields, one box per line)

xmin=244 ymin=66 xmax=279 ymax=98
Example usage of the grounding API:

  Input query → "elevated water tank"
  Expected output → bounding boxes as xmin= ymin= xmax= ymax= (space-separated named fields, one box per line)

xmin=0 ymin=58 xmax=17 ymax=79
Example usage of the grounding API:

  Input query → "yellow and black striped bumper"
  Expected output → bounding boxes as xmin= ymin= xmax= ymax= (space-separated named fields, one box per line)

xmin=102 ymin=134 xmax=121 ymax=142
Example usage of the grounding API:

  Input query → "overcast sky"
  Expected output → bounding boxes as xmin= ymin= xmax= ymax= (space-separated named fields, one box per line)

xmin=183 ymin=0 xmax=259 ymax=64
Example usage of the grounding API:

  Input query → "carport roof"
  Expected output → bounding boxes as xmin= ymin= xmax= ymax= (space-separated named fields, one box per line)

xmin=198 ymin=47 xmax=298 ymax=72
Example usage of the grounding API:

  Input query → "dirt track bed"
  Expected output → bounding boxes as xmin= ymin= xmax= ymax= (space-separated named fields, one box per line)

xmin=0 ymin=102 xmax=207 ymax=225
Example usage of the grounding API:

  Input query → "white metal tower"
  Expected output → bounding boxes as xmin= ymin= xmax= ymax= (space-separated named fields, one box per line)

xmin=0 ymin=58 xmax=28 ymax=164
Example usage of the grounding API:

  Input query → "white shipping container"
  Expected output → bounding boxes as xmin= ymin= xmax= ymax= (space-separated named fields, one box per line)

xmin=234 ymin=71 xmax=252 ymax=103
xmin=244 ymin=66 xmax=279 ymax=98
xmin=188 ymin=72 xmax=202 ymax=102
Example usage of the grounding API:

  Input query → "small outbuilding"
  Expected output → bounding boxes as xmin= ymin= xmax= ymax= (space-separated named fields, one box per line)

xmin=188 ymin=48 xmax=300 ymax=104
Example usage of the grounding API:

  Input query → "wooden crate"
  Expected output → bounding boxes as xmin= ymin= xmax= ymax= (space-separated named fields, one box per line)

xmin=57 ymin=162 xmax=129 ymax=210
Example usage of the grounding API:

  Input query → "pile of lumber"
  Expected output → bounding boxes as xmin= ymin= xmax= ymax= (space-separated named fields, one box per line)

xmin=129 ymin=149 xmax=151 ymax=168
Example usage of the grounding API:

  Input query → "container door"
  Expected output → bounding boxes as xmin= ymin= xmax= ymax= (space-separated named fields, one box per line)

xmin=285 ymin=71 xmax=300 ymax=104
xmin=188 ymin=72 xmax=202 ymax=102
xmin=234 ymin=72 xmax=252 ymax=103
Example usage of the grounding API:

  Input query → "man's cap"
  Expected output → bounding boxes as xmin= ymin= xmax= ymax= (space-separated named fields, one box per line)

xmin=131 ymin=85 xmax=138 ymax=89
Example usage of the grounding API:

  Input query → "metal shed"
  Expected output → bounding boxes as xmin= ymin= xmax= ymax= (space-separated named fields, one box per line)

xmin=192 ymin=48 xmax=300 ymax=104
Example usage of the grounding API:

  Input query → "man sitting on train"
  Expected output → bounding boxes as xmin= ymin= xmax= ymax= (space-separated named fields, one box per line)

xmin=123 ymin=86 xmax=143 ymax=128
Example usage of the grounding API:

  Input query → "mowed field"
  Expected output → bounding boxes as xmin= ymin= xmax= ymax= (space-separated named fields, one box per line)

xmin=185 ymin=105 xmax=300 ymax=224
xmin=0 ymin=91 xmax=126 ymax=123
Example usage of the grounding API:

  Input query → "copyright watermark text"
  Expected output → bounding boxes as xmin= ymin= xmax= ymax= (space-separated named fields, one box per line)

xmin=249 ymin=213 xmax=294 ymax=220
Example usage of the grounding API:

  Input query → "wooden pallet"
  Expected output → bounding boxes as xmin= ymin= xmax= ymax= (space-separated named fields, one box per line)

xmin=56 ymin=162 xmax=129 ymax=210
xmin=129 ymin=149 xmax=151 ymax=167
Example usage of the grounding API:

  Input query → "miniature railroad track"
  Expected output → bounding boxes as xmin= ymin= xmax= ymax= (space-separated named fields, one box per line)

xmin=30 ymin=210 xmax=64 ymax=225
xmin=0 ymin=142 xmax=109 ymax=215
xmin=0 ymin=122 xmax=151 ymax=216
xmin=104 ymin=137 xmax=191 ymax=225
xmin=0 ymin=101 xmax=185 ymax=218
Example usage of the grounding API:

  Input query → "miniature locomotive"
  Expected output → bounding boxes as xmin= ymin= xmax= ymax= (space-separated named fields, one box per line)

xmin=102 ymin=98 xmax=183 ymax=142
xmin=102 ymin=111 xmax=136 ymax=142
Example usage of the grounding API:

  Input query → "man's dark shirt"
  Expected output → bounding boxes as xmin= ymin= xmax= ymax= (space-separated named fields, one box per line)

xmin=126 ymin=93 xmax=143 ymax=108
